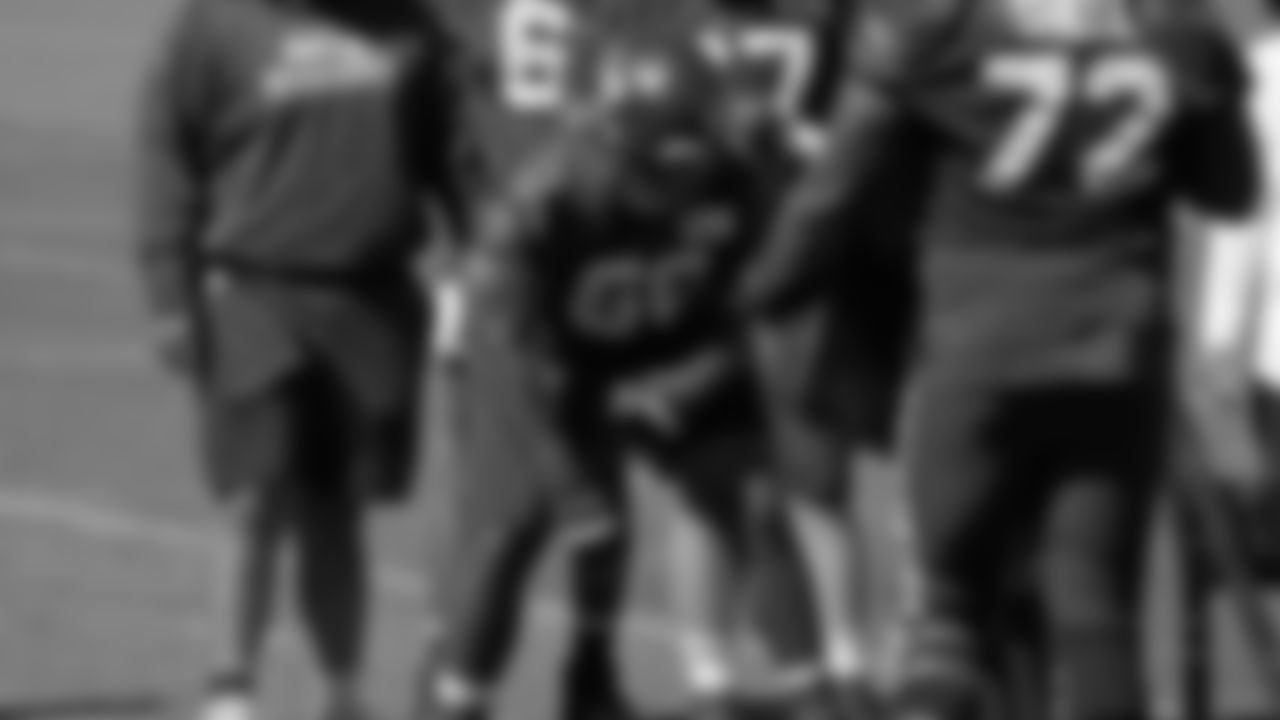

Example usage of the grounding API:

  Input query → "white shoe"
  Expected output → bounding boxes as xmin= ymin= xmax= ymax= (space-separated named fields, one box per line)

xmin=200 ymin=691 xmax=257 ymax=720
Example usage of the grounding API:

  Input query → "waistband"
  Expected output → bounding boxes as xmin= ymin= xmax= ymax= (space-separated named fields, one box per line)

xmin=202 ymin=254 xmax=411 ymax=288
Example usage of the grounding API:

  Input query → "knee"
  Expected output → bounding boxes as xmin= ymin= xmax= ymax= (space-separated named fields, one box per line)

xmin=224 ymin=472 xmax=295 ymax=538
xmin=1041 ymin=533 xmax=1140 ymax=633
xmin=769 ymin=422 xmax=851 ymax=513
xmin=293 ymin=473 xmax=363 ymax=542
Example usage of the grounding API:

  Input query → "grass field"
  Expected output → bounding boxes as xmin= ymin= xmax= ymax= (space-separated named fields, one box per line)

xmin=0 ymin=2 xmax=1275 ymax=720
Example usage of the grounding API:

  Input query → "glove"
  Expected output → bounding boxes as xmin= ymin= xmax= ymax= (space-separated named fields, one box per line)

xmin=431 ymin=277 xmax=469 ymax=362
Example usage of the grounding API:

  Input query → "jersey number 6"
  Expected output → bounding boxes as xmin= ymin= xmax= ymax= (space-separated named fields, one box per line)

xmin=982 ymin=51 xmax=1173 ymax=192
xmin=498 ymin=0 xmax=575 ymax=111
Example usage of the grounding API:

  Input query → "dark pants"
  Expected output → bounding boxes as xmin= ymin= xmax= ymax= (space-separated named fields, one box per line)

xmin=900 ymin=368 xmax=1166 ymax=720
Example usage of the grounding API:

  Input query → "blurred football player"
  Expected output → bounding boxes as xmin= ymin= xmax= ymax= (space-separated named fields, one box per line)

xmin=1190 ymin=0 xmax=1279 ymax=495
xmin=136 ymin=1 xmax=473 ymax=719
xmin=704 ymin=0 xmax=905 ymax=705
xmin=422 ymin=1 xmax=865 ymax=717
xmin=411 ymin=49 xmax=839 ymax=720
xmin=741 ymin=0 xmax=1260 ymax=719
xmin=421 ymin=4 xmax=673 ymax=718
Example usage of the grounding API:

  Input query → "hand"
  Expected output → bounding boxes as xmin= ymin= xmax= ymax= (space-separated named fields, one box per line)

xmin=1183 ymin=352 xmax=1268 ymax=491
xmin=610 ymin=382 xmax=681 ymax=435
xmin=153 ymin=314 xmax=199 ymax=377
xmin=608 ymin=349 xmax=731 ymax=435
xmin=431 ymin=277 xmax=469 ymax=362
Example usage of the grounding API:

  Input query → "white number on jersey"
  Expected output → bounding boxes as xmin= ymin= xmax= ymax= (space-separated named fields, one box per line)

xmin=495 ymin=0 xmax=821 ymax=124
xmin=497 ymin=0 xmax=576 ymax=111
xmin=698 ymin=25 xmax=817 ymax=116
xmin=982 ymin=51 xmax=1173 ymax=192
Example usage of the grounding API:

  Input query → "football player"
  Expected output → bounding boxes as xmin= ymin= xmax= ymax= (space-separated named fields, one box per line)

xmin=136 ymin=1 xmax=473 ymax=720
xmin=701 ymin=0 xmax=901 ymax=705
xmin=411 ymin=49 xmax=837 ymax=720
xmin=423 ymin=1 xmax=871 ymax=717
xmin=741 ymin=1 xmax=1260 ymax=720
xmin=422 ymin=4 xmax=660 ymax=718
xmin=1190 ymin=0 xmax=1278 ymax=495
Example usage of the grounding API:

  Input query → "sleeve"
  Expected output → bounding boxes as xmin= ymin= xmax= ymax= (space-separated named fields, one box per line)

xmin=1165 ymin=25 xmax=1261 ymax=220
xmin=461 ymin=140 xmax=576 ymax=342
xmin=1188 ymin=42 xmax=1273 ymax=360
xmin=135 ymin=0 xmax=220 ymax=321
xmin=404 ymin=16 xmax=485 ymax=244
xmin=737 ymin=0 xmax=928 ymax=316
xmin=1193 ymin=216 xmax=1267 ymax=360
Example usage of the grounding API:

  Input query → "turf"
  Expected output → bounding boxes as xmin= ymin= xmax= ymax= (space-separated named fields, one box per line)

xmin=0 ymin=2 xmax=1274 ymax=720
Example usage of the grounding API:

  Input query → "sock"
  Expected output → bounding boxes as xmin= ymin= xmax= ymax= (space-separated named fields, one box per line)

xmin=824 ymin=635 xmax=868 ymax=682
xmin=201 ymin=673 xmax=257 ymax=720
xmin=770 ymin=663 xmax=825 ymax=695
xmin=681 ymin=635 xmax=734 ymax=697
xmin=434 ymin=672 xmax=488 ymax=711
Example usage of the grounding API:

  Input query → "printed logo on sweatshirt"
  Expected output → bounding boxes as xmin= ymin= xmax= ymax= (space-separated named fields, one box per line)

xmin=260 ymin=27 xmax=405 ymax=103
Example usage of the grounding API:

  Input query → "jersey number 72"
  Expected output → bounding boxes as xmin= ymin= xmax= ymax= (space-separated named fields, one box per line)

xmin=982 ymin=51 xmax=1174 ymax=192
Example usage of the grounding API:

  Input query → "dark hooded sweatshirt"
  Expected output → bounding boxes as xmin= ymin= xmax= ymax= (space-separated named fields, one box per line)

xmin=137 ymin=0 xmax=472 ymax=319
xmin=136 ymin=0 xmax=476 ymax=408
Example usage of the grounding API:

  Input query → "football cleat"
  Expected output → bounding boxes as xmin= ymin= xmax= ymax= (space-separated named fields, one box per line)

xmin=198 ymin=674 xmax=258 ymax=720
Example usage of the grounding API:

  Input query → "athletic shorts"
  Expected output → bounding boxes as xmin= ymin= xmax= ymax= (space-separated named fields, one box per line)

xmin=199 ymin=357 xmax=420 ymax=504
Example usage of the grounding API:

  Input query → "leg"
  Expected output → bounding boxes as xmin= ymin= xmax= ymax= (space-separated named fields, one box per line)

xmin=561 ymin=450 xmax=635 ymax=720
xmin=412 ymin=319 xmax=581 ymax=720
xmin=659 ymin=456 xmax=746 ymax=703
xmin=769 ymin=413 xmax=870 ymax=687
xmin=198 ymin=376 xmax=302 ymax=720
xmin=894 ymin=371 xmax=1037 ymax=719
xmin=422 ymin=501 xmax=554 ymax=713
xmin=1038 ymin=383 xmax=1163 ymax=720
xmin=746 ymin=490 xmax=827 ymax=693
xmin=751 ymin=301 xmax=877 ymax=693
xmin=653 ymin=434 xmax=759 ymax=719
xmin=415 ymin=445 xmax=556 ymax=719
xmin=290 ymin=370 xmax=376 ymax=719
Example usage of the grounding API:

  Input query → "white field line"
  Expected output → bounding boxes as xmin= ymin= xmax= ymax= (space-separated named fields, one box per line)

xmin=0 ymin=484 xmax=677 ymax=646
